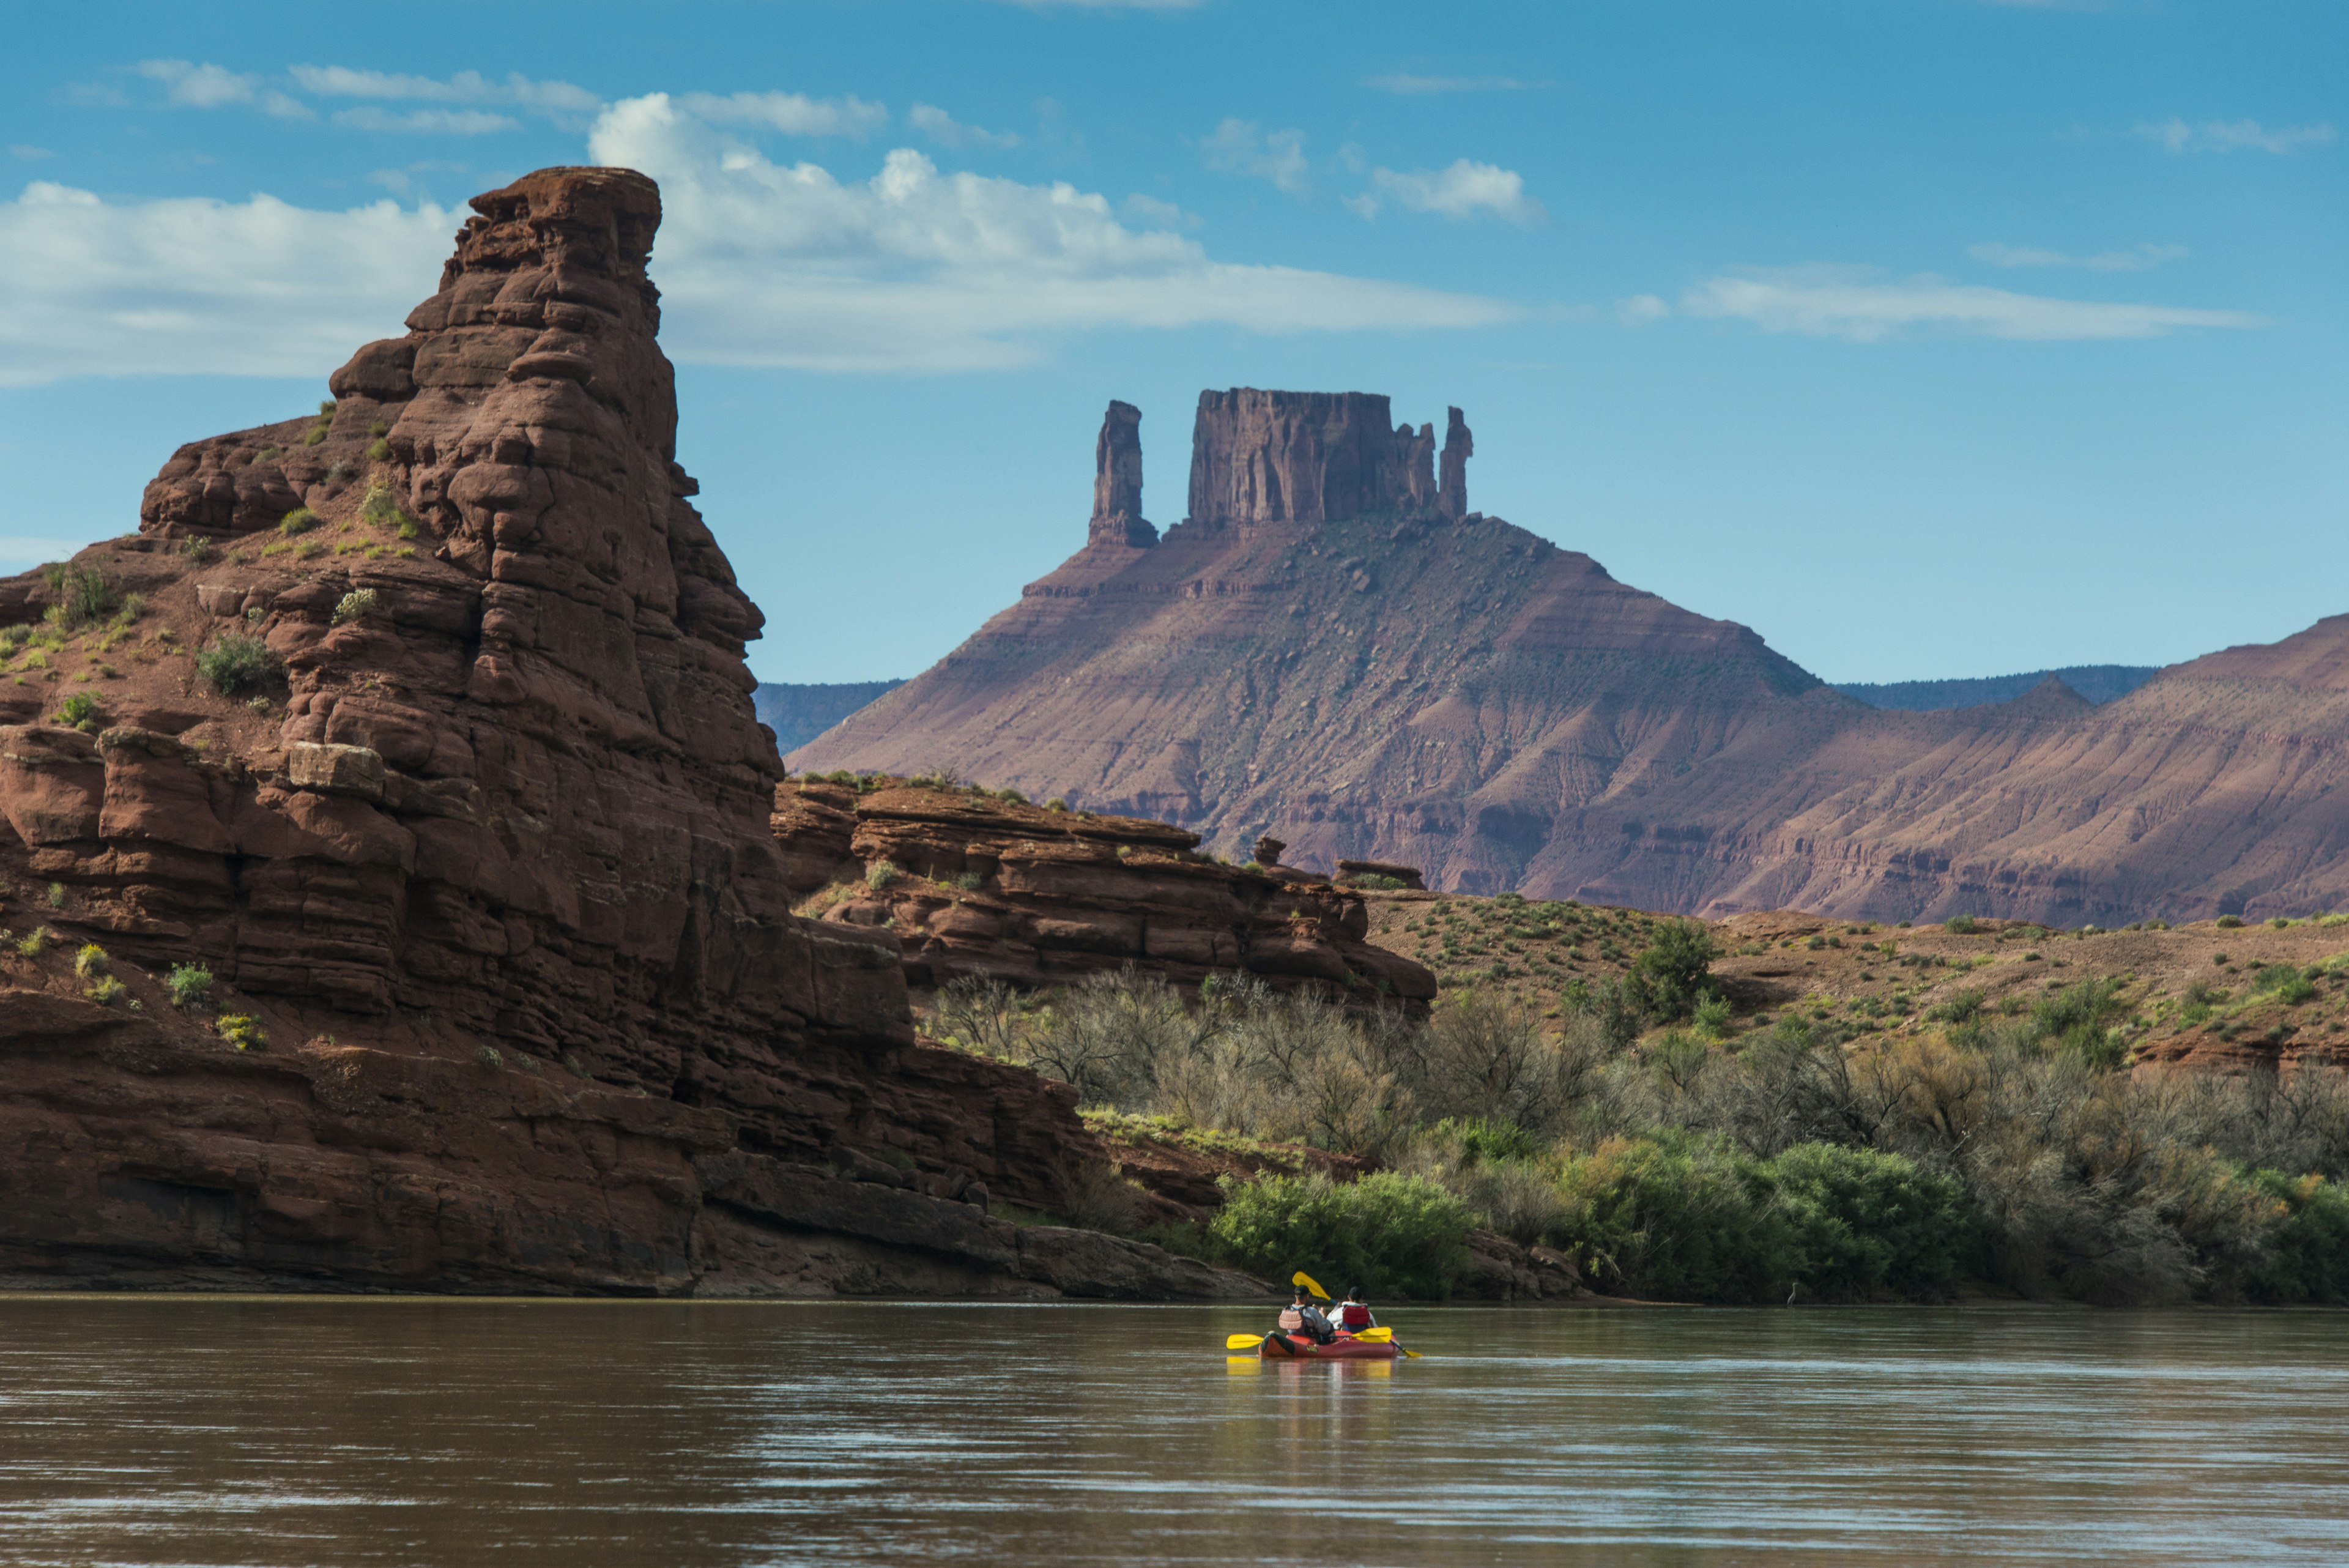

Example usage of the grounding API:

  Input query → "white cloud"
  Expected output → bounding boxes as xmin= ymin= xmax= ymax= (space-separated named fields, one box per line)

xmin=132 ymin=59 xmax=310 ymax=118
xmin=1351 ymin=160 xmax=1543 ymax=223
xmin=332 ymin=106 xmax=518 ymax=135
xmin=1201 ymin=119 xmax=1309 ymax=195
xmin=584 ymin=93 xmax=1515 ymax=371
xmin=1680 ymin=266 xmax=2264 ymax=342
xmin=1121 ymin=193 xmax=1196 ymax=229
xmin=680 ymin=91 xmax=889 ymax=138
xmin=0 ymin=180 xmax=453 ymax=385
xmin=289 ymin=65 xmax=600 ymax=114
xmin=135 ymin=59 xmax=254 ymax=109
xmin=1616 ymin=294 xmax=1669 ymax=326
xmin=1365 ymin=75 xmax=1542 ymax=95
xmin=1969 ymin=241 xmax=2186 ymax=272
xmin=9 ymin=145 xmax=54 ymax=160
xmin=909 ymin=103 xmax=1020 ymax=150
xmin=2137 ymin=117 xmax=2336 ymax=155
xmin=0 ymin=91 xmax=1516 ymax=387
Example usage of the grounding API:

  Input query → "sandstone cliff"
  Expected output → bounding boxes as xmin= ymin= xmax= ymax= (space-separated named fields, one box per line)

xmin=795 ymin=392 xmax=2349 ymax=926
xmin=0 ymin=169 xmax=1259 ymax=1299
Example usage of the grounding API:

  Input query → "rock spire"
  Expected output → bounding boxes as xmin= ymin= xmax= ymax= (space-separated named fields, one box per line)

xmin=1088 ymin=399 xmax=1155 ymax=548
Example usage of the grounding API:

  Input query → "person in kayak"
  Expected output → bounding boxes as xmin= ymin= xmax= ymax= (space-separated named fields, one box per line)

xmin=1334 ymin=1287 xmax=1376 ymax=1336
xmin=1276 ymin=1286 xmax=1337 ymax=1345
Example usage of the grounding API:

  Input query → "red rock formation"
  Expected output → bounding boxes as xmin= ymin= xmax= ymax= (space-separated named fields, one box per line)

xmin=796 ymin=387 xmax=2349 ymax=926
xmin=774 ymin=778 xmax=1437 ymax=1009
xmin=1088 ymin=400 xmax=1155 ymax=549
xmin=0 ymin=168 xmax=1260 ymax=1299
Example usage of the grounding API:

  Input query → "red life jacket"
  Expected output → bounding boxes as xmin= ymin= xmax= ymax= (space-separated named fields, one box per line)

xmin=1337 ymin=1302 xmax=1373 ymax=1331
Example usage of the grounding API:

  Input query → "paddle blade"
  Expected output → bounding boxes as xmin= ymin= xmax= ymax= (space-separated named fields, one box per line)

xmin=1291 ymin=1271 xmax=1330 ymax=1301
xmin=1353 ymin=1327 xmax=1392 ymax=1342
xmin=1226 ymin=1332 xmax=1267 ymax=1351
xmin=1398 ymin=1346 xmax=1422 ymax=1358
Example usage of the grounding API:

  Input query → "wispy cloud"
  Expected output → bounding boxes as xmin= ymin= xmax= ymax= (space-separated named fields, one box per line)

xmin=332 ymin=106 xmax=517 ymax=136
xmin=289 ymin=65 xmax=599 ymax=114
xmin=2136 ymin=117 xmax=2336 ymax=155
xmin=1121 ymin=193 xmax=1197 ymax=229
xmin=133 ymin=59 xmax=310 ymax=118
xmin=9 ymin=145 xmax=54 ymax=160
xmin=1348 ymin=160 xmax=1543 ymax=224
xmin=1616 ymin=294 xmax=1670 ymax=327
xmin=1365 ymin=74 xmax=1544 ymax=95
xmin=1969 ymin=241 xmax=2186 ymax=272
xmin=678 ymin=90 xmax=889 ymax=138
xmin=1201 ymin=118 xmax=1310 ymax=195
xmin=0 ymin=92 xmax=1518 ymax=385
xmin=909 ymin=103 xmax=1020 ymax=150
xmin=1681 ymin=266 xmax=2263 ymax=342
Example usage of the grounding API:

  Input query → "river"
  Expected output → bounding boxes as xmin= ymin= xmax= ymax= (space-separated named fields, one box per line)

xmin=0 ymin=1299 xmax=2342 ymax=1565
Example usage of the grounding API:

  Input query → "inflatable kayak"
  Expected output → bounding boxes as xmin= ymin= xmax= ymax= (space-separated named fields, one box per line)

xmin=1258 ymin=1333 xmax=1400 ymax=1361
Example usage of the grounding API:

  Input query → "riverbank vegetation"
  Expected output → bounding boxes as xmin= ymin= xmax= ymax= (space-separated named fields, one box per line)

xmin=931 ymin=935 xmax=2349 ymax=1306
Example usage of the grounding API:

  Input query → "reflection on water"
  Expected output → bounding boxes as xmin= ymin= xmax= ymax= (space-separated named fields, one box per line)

xmin=0 ymin=1299 xmax=2343 ymax=1566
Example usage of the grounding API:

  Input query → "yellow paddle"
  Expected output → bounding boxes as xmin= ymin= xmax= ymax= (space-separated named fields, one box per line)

xmin=1349 ymin=1326 xmax=1421 ymax=1358
xmin=1291 ymin=1271 xmax=1330 ymax=1301
xmin=1225 ymin=1332 xmax=1268 ymax=1350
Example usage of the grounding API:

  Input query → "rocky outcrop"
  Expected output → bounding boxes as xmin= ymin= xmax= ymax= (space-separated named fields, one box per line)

xmin=1088 ymin=399 xmax=1155 ymax=549
xmin=774 ymin=778 xmax=1438 ymax=1009
xmin=795 ymin=385 xmax=2349 ymax=926
xmin=0 ymin=167 xmax=1265 ymax=1299
xmin=1184 ymin=388 xmax=1469 ymax=527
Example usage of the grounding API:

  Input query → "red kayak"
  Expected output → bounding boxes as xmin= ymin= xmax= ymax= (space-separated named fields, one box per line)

xmin=1258 ymin=1333 xmax=1399 ymax=1361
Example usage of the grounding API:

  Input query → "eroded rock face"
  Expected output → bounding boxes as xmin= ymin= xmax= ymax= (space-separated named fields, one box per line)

xmin=1087 ymin=400 xmax=1155 ymax=549
xmin=1185 ymin=388 xmax=1471 ymax=526
xmin=774 ymin=779 xmax=1437 ymax=1011
xmin=0 ymin=168 xmax=1225 ymax=1298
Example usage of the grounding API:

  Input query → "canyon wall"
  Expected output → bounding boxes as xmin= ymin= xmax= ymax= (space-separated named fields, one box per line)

xmin=0 ymin=168 xmax=1258 ymax=1299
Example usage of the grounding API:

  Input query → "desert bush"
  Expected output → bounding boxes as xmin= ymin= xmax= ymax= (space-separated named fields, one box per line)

xmin=365 ymin=438 xmax=392 ymax=461
xmin=72 ymin=943 xmax=109 ymax=979
xmin=1414 ymin=989 xmax=1599 ymax=1135
xmin=475 ymin=1044 xmax=503 ymax=1068
xmin=84 ymin=975 xmax=129 ymax=1008
xmin=165 ymin=963 xmax=215 ymax=1009
xmin=2249 ymin=964 xmax=2318 ymax=1005
xmin=196 ymin=633 xmax=276 ymax=697
xmin=2239 ymin=1170 xmax=2349 ymax=1304
xmin=1760 ymin=1143 xmax=1975 ymax=1299
xmin=1549 ymin=1134 xmax=1794 ymax=1303
xmin=2032 ymin=978 xmax=2129 ymax=1068
xmin=1930 ymin=989 xmax=1986 ymax=1025
xmin=45 ymin=883 xmax=64 ymax=909
xmin=933 ymin=975 xmax=1029 ymax=1060
xmin=51 ymin=692 xmax=103 ymax=732
xmin=2216 ymin=915 xmax=2244 ymax=929
xmin=15 ymin=926 xmax=50 ymax=957
xmin=1208 ymin=1170 xmax=1474 ymax=1299
xmin=865 ymin=860 xmax=902 ymax=890
xmin=217 ymin=1014 xmax=265 ymax=1051
xmin=954 ymin=869 xmax=984 ymax=891
xmin=40 ymin=565 xmax=117 ymax=629
xmin=1945 ymin=915 xmax=1980 ymax=935
xmin=1053 ymin=1159 xmax=1148 ymax=1233
xmin=1692 ymin=994 xmax=1734 ymax=1039
xmin=1625 ymin=920 xmax=1719 ymax=1022
xmin=278 ymin=507 xmax=320 ymax=536
xmin=332 ymin=589 xmax=379 ymax=625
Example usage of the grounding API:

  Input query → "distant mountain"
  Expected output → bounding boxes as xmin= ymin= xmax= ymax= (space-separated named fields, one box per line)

xmin=1836 ymin=666 xmax=2160 ymax=711
xmin=755 ymin=680 xmax=904 ymax=751
xmin=793 ymin=388 xmax=2349 ymax=924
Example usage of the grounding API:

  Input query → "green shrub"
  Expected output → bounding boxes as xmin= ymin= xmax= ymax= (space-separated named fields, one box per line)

xmin=40 ymin=565 xmax=117 ymax=628
xmin=72 ymin=943 xmax=109 ymax=980
xmin=1627 ymin=919 xmax=1719 ymax=1022
xmin=2216 ymin=915 xmax=2244 ymax=929
xmin=217 ymin=1014 xmax=266 ymax=1051
xmin=45 ymin=883 xmax=64 ymax=909
xmin=278 ymin=507 xmax=320 ymax=537
xmin=1945 ymin=914 xmax=1980 ymax=935
xmin=1208 ymin=1170 xmax=1474 ymax=1299
xmin=302 ymin=423 xmax=329 ymax=447
xmin=365 ymin=438 xmax=392 ymax=462
xmin=2250 ymin=964 xmax=2318 ymax=1005
xmin=1354 ymin=873 xmax=1408 ymax=891
xmin=866 ymin=860 xmax=902 ymax=890
xmin=2241 ymin=1171 xmax=2349 ymax=1304
xmin=1551 ymin=1135 xmax=1794 ymax=1304
xmin=1045 ymin=798 xmax=1070 ymax=812
xmin=51 ymin=691 xmax=103 ymax=732
xmin=1759 ymin=1143 xmax=1975 ymax=1300
xmin=165 ymin=963 xmax=215 ymax=1009
xmin=954 ymin=870 xmax=984 ymax=891
xmin=1428 ymin=1115 xmax=1545 ymax=1166
xmin=367 ymin=420 xmax=389 ymax=437
xmin=1929 ymin=989 xmax=1986 ymax=1025
xmin=1693 ymin=994 xmax=1734 ymax=1039
xmin=2033 ymin=978 xmax=2128 ymax=1068
xmin=15 ymin=926 xmax=50 ymax=956
xmin=332 ymin=589 xmax=379 ymax=625
xmin=476 ymin=1044 xmax=504 ymax=1068
xmin=84 ymin=975 xmax=129 ymax=1008
xmin=196 ymin=633 xmax=276 ymax=697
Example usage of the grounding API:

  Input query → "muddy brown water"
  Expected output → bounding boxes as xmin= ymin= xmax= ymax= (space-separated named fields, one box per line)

xmin=1 ymin=1299 xmax=2343 ymax=1565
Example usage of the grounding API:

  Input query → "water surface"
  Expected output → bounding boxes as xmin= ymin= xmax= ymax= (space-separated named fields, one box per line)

xmin=1 ymin=1298 xmax=2342 ymax=1566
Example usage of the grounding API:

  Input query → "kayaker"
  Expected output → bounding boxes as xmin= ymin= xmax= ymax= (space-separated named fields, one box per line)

xmin=1334 ymin=1287 xmax=1376 ymax=1336
xmin=1276 ymin=1287 xmax=1337 ymax=1345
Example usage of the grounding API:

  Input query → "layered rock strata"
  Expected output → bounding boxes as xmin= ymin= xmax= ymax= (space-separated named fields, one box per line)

xmin=0 ymin=167 xmax=1259 ymax=1299
xmin=774 ymin=778 xmax=1438 ymax=1009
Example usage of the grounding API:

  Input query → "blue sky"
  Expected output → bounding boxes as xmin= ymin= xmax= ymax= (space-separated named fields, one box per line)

xmin=1 ymin=0 xmax=2340 ymax=686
